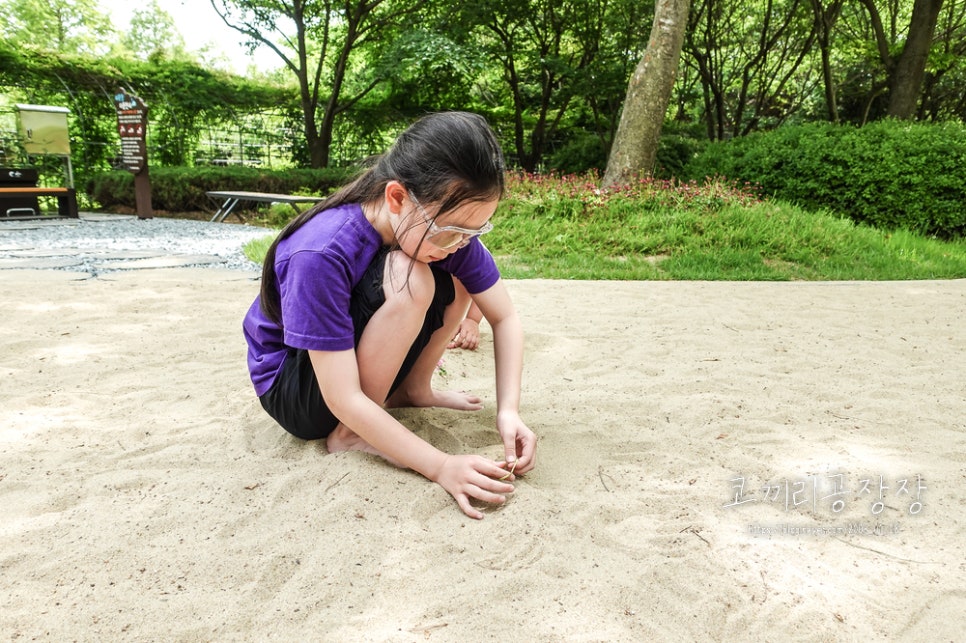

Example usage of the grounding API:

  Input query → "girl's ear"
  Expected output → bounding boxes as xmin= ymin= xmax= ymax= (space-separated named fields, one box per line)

xmin=384 ymin=180 xmax=408 ymax=215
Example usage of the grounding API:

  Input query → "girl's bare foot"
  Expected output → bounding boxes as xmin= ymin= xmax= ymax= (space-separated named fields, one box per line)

xmin=326 ymin=423 xmax=404 ymax=467
xmin=386 ymin=388 xmax=483 ymax=411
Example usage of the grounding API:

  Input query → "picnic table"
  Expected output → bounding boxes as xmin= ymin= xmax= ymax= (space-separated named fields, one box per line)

xmin=207 ymin=191 xmax=320 ymax=223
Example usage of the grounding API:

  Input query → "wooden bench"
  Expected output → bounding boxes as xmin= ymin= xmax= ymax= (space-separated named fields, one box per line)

xmin=207 ymin=190 xmax=320 ymax=223
xmin=0 ymin=187 xmax=79 ymax=219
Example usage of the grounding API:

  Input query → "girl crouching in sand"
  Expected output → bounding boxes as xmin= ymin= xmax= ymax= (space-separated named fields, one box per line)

xmin=242 ymin=112 xmax=536 ymax=519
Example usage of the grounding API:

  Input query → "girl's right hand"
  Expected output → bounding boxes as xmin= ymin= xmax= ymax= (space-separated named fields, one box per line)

xmin=434 ymin=455 xmax=515 ymax=520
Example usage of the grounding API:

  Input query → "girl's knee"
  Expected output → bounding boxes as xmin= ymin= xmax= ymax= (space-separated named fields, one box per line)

xmin=384 ymin=252 xmax=435 ymax=309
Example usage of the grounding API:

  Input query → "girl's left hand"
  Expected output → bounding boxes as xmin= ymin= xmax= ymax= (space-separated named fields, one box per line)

xmin=496 ymin=410 xmax=537 ymax=475
xmin=448 ymin=318 xmax=481 ymax=350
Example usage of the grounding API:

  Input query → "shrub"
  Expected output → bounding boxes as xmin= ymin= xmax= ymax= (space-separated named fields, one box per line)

xmin=86 ymin=165 xmax=358 ymax=213
xmin=544 ymin=128 xmax=707 ymax=177
xmin=546 ymin=132 xmax=608 ymax=174
xmin=682 ymin=120 xmax=966 ymax=238
xmin=654 ymin=133 xmax=707 ymax=179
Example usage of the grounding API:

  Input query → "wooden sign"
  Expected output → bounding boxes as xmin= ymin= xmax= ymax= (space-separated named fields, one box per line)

xmin=113 ymin=90 xmax=148 ymax=173
xmin=112 ymin=89 xmax=152 ymax=218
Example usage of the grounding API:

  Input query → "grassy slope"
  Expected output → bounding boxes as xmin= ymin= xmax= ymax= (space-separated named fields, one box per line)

xmin=243 ymin=175 xmax=966 ymax=281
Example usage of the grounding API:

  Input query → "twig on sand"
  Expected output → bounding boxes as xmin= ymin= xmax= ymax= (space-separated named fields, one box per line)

xmin=598 ymin=465 xmax=616 ymax=492
xmin=324 ymin=471 xmax=350 ymax=493
xmin=827 ymin=410 xmax=886 ymax=426
xmin=680 ymin=525 xmax=711 ymax=547
xmin=410 ymin=621 xmax=448 ymax=637
xmin=832 ymin=537 xmax=937 ymax=564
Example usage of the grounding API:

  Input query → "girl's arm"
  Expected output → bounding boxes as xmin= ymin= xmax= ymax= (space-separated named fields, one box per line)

xmin=471 ymin=279 xmax=537 ymax=473
xmin=310 ymin=349 xmax=514 ymax=519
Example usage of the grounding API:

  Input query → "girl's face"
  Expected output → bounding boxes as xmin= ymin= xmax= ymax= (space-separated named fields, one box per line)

xmin=394 ymin=193 xmax=499 ymax=263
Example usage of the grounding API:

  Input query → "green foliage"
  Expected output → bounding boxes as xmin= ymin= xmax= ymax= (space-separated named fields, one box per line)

xmin=452 ymin=0 xmax=650 ymax=171
xmin=4 ymin=0 xmax=966 ymax=184
xmin=1 ymin=38 xmax=298 ymax=205
xmin=0 ymin=41 xmax=291 ymax=133
xmin=244 ymin=171 xmax=966 ymax=280
xmin=380 ymin=27 xmax=485 ymax=117
xmin=86 ymin=166 xmax=357 ymax=212
xmin=543 ymin=124 xmax=707 ymax=177
xmin=0 ymin=0 xmax=115 ymax=56
xmin=653 ymin=132 xmax=707 ymax=179
xmin=682 ymin=120 xmax=966 ymax=238
xmin=123 ymin=0 xmax=187 ymax=61
xmin=242 ymin=234 xmax=276 ymax=264
xmin=546 ymin=133 xmax=609 ymax=174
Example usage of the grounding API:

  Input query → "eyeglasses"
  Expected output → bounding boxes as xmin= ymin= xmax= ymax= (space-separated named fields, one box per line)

xmin=409 ymin=192 xmax=494 ymax=249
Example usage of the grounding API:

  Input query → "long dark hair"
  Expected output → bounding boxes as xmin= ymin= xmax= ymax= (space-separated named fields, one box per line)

xmin=259 ymin=111 xmax=506 ymax=325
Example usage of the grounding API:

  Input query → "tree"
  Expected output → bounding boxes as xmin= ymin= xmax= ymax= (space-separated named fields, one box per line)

xmin=809 ymin=0 xmax=845 ymax=122
xmin=0 ymin=0 xmax=115 ymax=55
xmin=122 ymin=0 xmax=187 ymax=61
xmin=674 ymin=0 xmax=965 ymax=132
xmin=919 ymin=0 xmax=966 ymax=120
xmin=683 ymin=0 xmax=816 ymax=140
xmin=584 ymin=0 xmax=657 ymax=154
xmin=858 ymin=0 xmax=945 ymax=119
xmin=462 ymin=0 xmax=589 ymax=171
xmin=456 ymin=0 xmax=649 ymax=172
xmin=208 ymin=0 xmax=417 ymax=168
xmin=603 ymin=0 xmax=690 ymax=187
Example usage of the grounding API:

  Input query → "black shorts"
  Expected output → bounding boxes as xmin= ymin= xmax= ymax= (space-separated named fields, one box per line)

xmin=259 ymin=248 xmax=456 ymax=441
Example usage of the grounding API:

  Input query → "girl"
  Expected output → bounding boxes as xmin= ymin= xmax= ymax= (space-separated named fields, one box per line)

xmin=243 ymin=112 xmax=536 ymax=520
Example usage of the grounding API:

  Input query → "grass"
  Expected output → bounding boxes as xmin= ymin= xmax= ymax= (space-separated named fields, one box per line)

xmin=242 ymin=234 xmax=275 ymax=269
xmin=242 ymin=172 xmax=966 ymax=281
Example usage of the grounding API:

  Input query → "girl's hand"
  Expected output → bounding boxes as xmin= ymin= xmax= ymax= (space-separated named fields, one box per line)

xmin=447 ymin=318 xmax=481 ymax=350
xmin=497 ymin=411 xmax=537 ymax=475
xmin=435 ymin=455 xmax=514 ymax=520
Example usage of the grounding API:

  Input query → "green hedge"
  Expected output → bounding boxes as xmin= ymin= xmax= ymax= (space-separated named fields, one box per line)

xmin=545 ymin=130 xmax=707 ymax=177
xmin=86 ymin=166 xmax=358 ymax=213
xmin=682 ymin=120 xmax=966 ymax=238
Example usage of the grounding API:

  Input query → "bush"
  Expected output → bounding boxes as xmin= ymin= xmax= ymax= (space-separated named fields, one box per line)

xmin=682 ymin=120 xmax=966 ymax=238
xmin=545 ymin=128 xmax=707 ymax=177
xmin=546 ymin=133 xmax=609 ymax=174
xmin=86 ymin=165 xmax=358 ymax=213
xmin=654 ymin=133 xmax=707 ymax=179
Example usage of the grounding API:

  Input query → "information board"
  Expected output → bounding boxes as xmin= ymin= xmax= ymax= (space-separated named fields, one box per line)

xmin=113 ymin=90 xmax=148 ymax=173
xmin=15 ymin=104 xmax=71 ymax=156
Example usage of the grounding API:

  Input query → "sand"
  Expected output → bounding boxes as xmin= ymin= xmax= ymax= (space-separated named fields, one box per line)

xmin=2 ymin=268 xmax=964 ymax=641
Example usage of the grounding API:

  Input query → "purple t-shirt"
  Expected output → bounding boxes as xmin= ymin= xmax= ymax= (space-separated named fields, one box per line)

xmin=243 ymin=203 xmax=501 ymax=396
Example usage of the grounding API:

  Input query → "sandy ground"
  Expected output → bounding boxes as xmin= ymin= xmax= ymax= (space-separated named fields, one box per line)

xmin=1 ymin=268 xmax=964 ymax=642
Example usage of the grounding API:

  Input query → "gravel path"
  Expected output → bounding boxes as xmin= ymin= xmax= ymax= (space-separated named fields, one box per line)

xmin=0 ymin=214 xmax=272 ymax=275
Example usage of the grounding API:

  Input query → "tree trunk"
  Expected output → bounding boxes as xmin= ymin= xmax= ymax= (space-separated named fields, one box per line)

xmin=603 ymin=0 xmax=690 ymax=187
xmin=810 ymin=0 xmax=844 ymax=122
xmin=887 ymin=0 xmax=944 ymax=119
